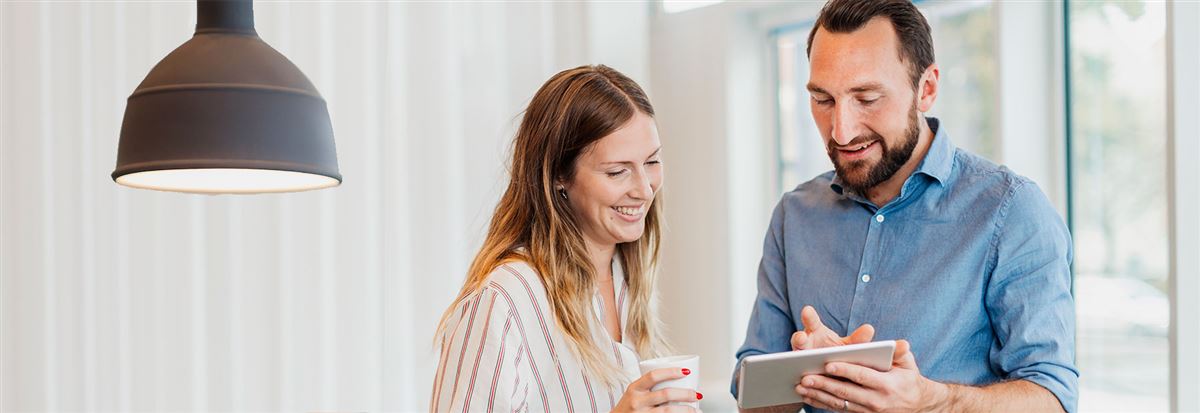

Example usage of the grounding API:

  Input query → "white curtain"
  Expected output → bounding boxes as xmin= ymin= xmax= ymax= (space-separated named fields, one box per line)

xmin=0 ymin=1 xmax=649 ymax=412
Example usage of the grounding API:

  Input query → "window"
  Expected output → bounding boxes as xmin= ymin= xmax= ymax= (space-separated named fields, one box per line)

xmin=1068 ymin=1 xmax=1170 ymax=410
xmin=775 ymin=29 xmax=831 ymax=195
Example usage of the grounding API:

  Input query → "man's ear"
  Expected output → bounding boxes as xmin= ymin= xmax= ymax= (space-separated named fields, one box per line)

xmin=916 ymin=63 xmax=939 ymax=113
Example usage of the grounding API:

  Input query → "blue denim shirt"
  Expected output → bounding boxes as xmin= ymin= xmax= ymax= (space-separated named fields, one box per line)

xmin=731 ymin=118 xmax=1078 ymax=413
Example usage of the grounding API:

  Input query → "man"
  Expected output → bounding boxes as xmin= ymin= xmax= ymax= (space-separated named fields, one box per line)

xmin=731 ymin=1 xmax=1078 ymax=412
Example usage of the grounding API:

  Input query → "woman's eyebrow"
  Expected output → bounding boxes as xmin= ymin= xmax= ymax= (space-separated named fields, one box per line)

xmin=600 ymin=147 xmax=662 ymax=166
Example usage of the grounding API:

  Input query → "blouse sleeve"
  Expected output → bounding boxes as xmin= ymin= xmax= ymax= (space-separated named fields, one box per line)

xmin=430 ymin=287 xmax=523 ymax=412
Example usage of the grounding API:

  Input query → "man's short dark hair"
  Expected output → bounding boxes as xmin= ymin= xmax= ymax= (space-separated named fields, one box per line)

xmin=806 ymin=0 xmax=935 ymax=88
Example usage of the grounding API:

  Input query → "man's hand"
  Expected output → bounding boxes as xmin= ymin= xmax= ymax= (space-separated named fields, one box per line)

xmin=791 ymin=305 xmax=876 ymax=351
xmin=794 ymin=339 xmax=950 ymax=413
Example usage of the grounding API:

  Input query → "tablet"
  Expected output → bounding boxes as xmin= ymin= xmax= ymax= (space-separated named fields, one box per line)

xmin=737 ymin=340 xmax=896 ymax=409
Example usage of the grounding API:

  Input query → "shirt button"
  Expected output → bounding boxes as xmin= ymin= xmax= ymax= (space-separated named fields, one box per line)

xmin=861 ymin=274 xmax=872 ymax=283
xmin=875 ymin=214 xmax=885 ymax=223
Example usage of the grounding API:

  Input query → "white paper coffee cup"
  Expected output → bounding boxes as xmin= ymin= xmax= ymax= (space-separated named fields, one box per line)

xmin=638 ymin=354 xmax=699 ymax=407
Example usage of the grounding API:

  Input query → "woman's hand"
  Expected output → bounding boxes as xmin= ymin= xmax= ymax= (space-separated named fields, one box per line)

xmin=611 ymin=367 xmax=703 ymax=412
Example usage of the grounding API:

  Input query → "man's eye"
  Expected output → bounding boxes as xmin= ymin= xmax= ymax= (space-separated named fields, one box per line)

xmin=813 ymin=97 xmax=833 ymax=106
xmin=859 ymin=98 xmax=878 ymax=106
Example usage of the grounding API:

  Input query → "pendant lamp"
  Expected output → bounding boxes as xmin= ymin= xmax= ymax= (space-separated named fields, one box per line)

xmin=112 ymin=0 xmax=341 ymax=194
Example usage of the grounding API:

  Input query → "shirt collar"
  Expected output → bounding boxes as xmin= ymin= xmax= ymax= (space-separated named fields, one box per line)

xmin=830 ymin=116 xmax=954 ymax=197
xmin=914 ymin=117 xmax=953 ymax=186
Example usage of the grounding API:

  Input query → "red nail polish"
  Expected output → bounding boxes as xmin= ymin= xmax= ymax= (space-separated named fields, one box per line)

xmin=681 ymin=368 xmax=691 ymax=376
xmin=696 ymin=392 xmax=704 ymax=400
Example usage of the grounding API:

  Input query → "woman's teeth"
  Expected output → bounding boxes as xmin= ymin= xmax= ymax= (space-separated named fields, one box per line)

xmin=613 ymin=206 xmax=640 ymax=216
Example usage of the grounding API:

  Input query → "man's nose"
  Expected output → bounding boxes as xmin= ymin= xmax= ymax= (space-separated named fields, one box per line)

xmin=830 ymin=104 xmax=861 ymax=146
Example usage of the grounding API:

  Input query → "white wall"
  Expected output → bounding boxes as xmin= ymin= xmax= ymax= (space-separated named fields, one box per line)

xmin=0 ymin=2 xmax=649 ymax=412
xmin=650 ymin=4 xmax=778 ymax=410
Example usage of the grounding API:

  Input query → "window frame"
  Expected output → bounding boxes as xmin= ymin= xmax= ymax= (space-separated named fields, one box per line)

xmin=1166 ymin=0 xmax=1200 ymax=410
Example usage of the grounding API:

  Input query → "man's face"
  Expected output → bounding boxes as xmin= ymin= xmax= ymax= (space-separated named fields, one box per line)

xmin=807 ymin=17 xmax=923 ymax=194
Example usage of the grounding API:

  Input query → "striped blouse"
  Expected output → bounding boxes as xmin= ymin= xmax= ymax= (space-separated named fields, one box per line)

xmin=430 ymin=258 xmax=641 ymax=413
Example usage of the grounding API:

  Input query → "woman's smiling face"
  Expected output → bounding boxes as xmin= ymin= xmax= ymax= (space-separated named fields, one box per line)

xmin=562 ymin=112 xmax=663 ymax=249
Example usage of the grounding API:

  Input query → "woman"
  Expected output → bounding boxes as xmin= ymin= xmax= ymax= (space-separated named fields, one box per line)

xmin=430 ymin=65 xmax=700 ymax=412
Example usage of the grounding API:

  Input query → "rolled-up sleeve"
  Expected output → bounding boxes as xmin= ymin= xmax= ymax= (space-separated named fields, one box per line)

xmin=985 ymin=180 xmax=1079 ymax=413
xmin=731 ymin=201 xmax=796 ymax=398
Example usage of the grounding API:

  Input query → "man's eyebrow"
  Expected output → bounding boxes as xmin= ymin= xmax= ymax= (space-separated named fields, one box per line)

xmin=849 ymin=83 xmax=886 ymax=93
xmin=806 ymin=83 xmax=887 ymax=94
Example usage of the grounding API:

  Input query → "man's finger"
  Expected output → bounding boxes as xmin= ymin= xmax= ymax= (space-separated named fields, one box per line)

xmin=791 ymin=330 xmax=810 ymax=351
xmin=799 ymin=386 xmax=858 ymax=413
xmin=893 ymin=339 xmax=918 ymax=370
xmin=797 ymin=388 xmax=837 ymax=412
xmin=824 ymin=361 xmax=884 ymax=389
xmin=800 ymin=374 xmax=874 ymax=410
xmin=892 ymin=339 xmax=910 ymax=362
xmin=800 ymin=306 xmax=826 ymax=333
xmin=845 ymin=324 xmax=875 ymax=344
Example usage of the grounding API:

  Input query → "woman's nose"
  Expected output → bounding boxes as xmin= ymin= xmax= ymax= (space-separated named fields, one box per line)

xmin=630 ymin=169 xmax=653 ymax=200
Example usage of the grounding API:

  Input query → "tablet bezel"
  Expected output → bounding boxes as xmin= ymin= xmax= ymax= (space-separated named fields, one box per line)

xmin=737 ymin=340 xmax=897 ymax=409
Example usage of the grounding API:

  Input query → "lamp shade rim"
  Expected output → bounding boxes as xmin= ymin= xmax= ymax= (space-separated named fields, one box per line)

xmin=113 ymin=167 xmax=341 ymax=195
xmin=112 ymin=159 xmax=342 ymax=183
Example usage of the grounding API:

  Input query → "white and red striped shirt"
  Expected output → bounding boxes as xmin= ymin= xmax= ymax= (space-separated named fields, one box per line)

xmin=430 ymin=258 xmax=641 ymax=413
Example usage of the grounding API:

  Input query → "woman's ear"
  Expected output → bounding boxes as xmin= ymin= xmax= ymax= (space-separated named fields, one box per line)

xmin=556 ymin=187 xmax=568 ymax=201
xmin=554 ymin=178 xmax=570 ymax=200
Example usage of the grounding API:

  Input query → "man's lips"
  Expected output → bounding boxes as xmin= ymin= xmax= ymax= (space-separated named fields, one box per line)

xmin=836 ymin=140 xmax=878 ymax=161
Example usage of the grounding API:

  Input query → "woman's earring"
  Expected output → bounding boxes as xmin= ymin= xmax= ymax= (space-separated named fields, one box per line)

xmin=558 ymin=188 xmax=568 ymax=200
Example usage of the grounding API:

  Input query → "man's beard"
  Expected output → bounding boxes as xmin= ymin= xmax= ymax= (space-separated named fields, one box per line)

xmin=827 ymin=105 xmax=921 ymax=195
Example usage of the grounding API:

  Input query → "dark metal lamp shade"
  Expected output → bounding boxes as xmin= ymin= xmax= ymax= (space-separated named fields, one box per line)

xmin=112 ymin=0 xmax=341 ymax=194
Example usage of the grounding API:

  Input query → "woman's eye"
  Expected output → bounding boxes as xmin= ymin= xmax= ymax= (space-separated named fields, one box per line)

xmin=646 ymin=160 xmax=661 ymax=166
xmin=607 ymin=169 xmax=628 ymax=177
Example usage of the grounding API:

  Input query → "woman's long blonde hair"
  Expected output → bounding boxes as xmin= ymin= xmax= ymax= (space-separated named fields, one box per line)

xmin=434 ymin=64 xmax=671 ymax=386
